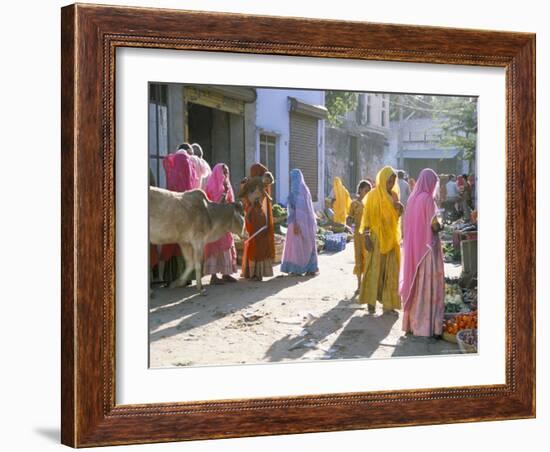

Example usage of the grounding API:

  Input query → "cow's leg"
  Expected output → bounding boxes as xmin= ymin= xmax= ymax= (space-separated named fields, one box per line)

xmin=169 ymin=243 xmax=194 ymax=289
xmin=158 ymin=261 xmax=165 ymax=283
xmin=192 ymin=245 xmax=206 ymax=294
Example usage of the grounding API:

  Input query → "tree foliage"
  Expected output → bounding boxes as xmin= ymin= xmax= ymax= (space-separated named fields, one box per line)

xmin=325 ymin=91 xmax=358 ymax=126
xmin=434 ymin=97 xmax=478 ymax=160
xmin=389 ymin=94 xmax=478 ymax=160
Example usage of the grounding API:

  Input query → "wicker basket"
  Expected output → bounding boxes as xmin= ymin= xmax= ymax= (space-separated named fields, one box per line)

xmin=456 ymin=328 xmax=478 ymax=353
xmin=274 ymin=240 xmax=284 ymax=264
xmin=442 ymin=331 xmax=457 ymax=343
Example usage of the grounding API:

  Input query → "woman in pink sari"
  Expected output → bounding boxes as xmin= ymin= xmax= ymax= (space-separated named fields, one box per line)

xmin=203 ymin=164 xmax=238 ymax=285
xmin=280 ymin=169 xmax=319 ymax=276
xmin=400 ymin=168 xmax=445 ymax=336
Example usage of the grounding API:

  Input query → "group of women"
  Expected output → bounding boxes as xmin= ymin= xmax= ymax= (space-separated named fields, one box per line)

xmin=154 ymin=151 xmax=319 ymax=286
xmin=156 ymin=145 xmax=447 ymax=338
xmin=334 ymin=166 xmax=445 ymax=337
xmin=239 ymin=163 xmax=319 ymax=281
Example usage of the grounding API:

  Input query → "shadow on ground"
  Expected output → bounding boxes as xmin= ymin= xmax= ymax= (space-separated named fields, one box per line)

xmin=391 ymin=334 xmax=460 ymax=357
xmin=149 ymin=274 xmax=317 ymax=343
xmin=264 ymin=301 xmax=399 ymax=361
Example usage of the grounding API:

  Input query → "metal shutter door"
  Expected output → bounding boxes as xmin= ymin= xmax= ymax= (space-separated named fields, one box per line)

xmin=289 ymin=112 xmax=318 ymax=201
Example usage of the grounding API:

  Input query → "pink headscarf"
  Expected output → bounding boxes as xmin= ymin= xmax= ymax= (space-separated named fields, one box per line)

xmin=204 ymin=164 xmax=235 ymax=259
xmin=163 ymin=152 xmax=198 ymax=192
xmin=399 ymin=168 xmax=440 ymax=309
xmin=205 ymin=163 xmax=234 ymax=204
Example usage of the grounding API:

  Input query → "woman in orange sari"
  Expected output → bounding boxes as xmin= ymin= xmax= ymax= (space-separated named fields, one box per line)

xmin=239 ymin=163 xmax=276 ymax=281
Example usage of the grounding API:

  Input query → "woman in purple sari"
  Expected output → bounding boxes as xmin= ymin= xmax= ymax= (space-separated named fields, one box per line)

xmin=280 ymin=169 xmax=319 ymax=276
xmin=400 ymin=168 xmax=445 ymax=336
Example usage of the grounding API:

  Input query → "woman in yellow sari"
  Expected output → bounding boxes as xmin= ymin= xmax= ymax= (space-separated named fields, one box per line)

xmin=359 ymin=166 xmax=404 ymax=313
xmin=349 ymin=180 xmax=372 ymax=292
xmin=332 ymin=176 xmax=352 ymax=224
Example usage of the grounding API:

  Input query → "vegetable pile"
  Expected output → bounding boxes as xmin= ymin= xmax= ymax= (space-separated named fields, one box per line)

xmin=272 ymin=204 xmax=287 ymax=218
xmin=443 ymin=242 xmax=461 ymax=262
xmin=444 ymin=284 xmax=466 ymax=313
xmin=443 ymin=311 xmax=478 ymax=335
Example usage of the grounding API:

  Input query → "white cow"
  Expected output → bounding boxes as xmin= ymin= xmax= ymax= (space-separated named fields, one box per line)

xmin=149 ymin=187 xmax=245 ymax=293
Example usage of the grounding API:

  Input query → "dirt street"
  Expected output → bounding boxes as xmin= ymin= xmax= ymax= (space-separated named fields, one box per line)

xmin=149 ymin=244 xmax=459 ymax=368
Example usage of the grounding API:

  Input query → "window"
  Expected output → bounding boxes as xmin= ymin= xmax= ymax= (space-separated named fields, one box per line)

xmin=259 ymin=133 xmax=277 ymax=197
xmin=148 ymin=83 xmax=168 ymax=188
xmin=381 ymin=109 xmax=386 ymax=127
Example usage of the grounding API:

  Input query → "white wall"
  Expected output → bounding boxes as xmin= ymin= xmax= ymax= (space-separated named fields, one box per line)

xmin=256 ymin=88 xmax=325 ymax=207
xmin=2 ymin=1 xmax=547 ymax=452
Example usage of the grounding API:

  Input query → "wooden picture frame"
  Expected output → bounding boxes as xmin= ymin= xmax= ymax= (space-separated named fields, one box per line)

xmin=61 ymin=3 xmax=535 ymax=447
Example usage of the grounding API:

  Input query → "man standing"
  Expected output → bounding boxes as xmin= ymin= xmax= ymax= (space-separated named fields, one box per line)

xmin=397 ymin=170 xmax=410 ymax=238
xmin=446 ymin=174 xmax=460 ymax=202
xmin=444 ymin=174 xmax=460 ymax=221
xmin=397 ymin=170 xmax=410 ymax=207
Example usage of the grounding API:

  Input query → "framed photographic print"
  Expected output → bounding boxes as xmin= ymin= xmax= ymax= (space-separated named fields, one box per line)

xmin=61 ymin=3 xmax=536 ymax=447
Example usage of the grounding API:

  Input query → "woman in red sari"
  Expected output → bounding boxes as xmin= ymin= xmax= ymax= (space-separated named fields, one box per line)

xmin=239 ymin=163 xmax=275 ymax=281
xmin=159 ymin=150 xmax=197 ymax=283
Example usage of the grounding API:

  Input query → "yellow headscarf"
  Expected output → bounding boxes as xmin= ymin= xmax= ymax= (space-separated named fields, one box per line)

xmin=332 ymin=177 xmax=352 ymax=224
xmin=360 ymin=166 xmax=401 ymax=256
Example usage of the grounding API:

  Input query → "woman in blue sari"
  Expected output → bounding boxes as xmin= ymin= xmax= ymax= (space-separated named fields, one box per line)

xmin=280 ymin=169 xmax=319 ymax=276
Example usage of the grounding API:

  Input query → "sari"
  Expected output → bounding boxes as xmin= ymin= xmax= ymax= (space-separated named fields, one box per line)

xmin=332 ymin=177 xmax=351 ymax=224
xmin=358 ymin=166 xmax=401 ymax=310
xmin=280 ymin=169 xmax=318 ymax=274
xmin=456 ymin=175 xmax=465 ymax=194
xmin=349 ymin=198 xmax=366 ymax=276
xmin=241 ymin=163 xmax=275 ymax=279
xmin=203 ymin=164 xmax=237 ymax=276
xmin=400 ymin=168 xmax=445 ymax=336
xmin=188 ymin=154 xmax=212 ymax=189
xmin=159 ymin=152 xmax=197 ymax=282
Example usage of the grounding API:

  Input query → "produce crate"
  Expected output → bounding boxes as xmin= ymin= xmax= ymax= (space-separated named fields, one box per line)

xmin=324 ymin=233 xmax=347 ymax=252
xmin=461 ymin=239 xmax=478 ymax=276
xmin=274 ymin=237 xmax=284 ymax=264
